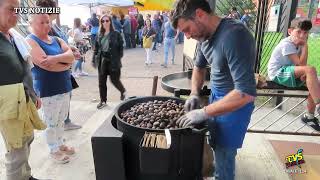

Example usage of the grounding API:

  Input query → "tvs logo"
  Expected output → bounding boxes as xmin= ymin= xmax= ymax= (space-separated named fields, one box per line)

xmin=285 ymin=149 xmax=305 ymax=168
xmin=284 ymin=149 xmax=307 ymax=174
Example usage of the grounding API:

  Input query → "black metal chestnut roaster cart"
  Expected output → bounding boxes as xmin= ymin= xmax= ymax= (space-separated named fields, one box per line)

xmin=91 ymin=96 xmax=208 ymax=180
xmin=91 ymin=37 xmax=214 ymax=180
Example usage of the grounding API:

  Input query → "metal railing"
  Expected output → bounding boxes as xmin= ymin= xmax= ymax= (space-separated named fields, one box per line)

xmin=15 ymin=0 xmax=36 ymax=37
xmin=181 ymin=0 xmax=319 ymax=136
xmin=248 ymin=90 xmax=320 ymax=136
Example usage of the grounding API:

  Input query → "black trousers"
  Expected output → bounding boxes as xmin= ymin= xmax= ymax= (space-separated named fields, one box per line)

xmin=124 ymin=33 xmax=131 ymax=48
xmin=131 ymin=32 xmax=136 ymax=48
xmin=98 ymin=69 xmax=126 ymax=102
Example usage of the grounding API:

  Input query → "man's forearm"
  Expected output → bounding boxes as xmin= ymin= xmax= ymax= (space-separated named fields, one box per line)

xmin=204 ymin=90 xmax=255 ymax=117
xmin=190 ymin=67 xmax=206 ymax=95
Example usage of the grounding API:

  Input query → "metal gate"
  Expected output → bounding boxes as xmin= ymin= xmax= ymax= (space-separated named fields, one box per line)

xmin=254 ymin=0 xmax=299 ymax=75
xmin=16 ymin=0 xmax=36 ymax=36
xmin=183 ymin=0 xmax=299 ymax=73
xmin=182 ymin=0 xmax=320 ymax=136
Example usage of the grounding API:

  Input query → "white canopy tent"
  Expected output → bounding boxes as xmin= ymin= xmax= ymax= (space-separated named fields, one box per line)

xmin=59 ymin=0 xmax=134 ymax=7
xmin=58 ymin=0 xmax=134 ymax=26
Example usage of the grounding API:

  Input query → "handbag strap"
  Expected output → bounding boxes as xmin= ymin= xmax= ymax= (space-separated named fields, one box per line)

xmin=145 ymin=28 xmax=152 ymax=37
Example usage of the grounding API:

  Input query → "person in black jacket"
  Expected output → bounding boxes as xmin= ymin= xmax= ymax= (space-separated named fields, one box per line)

xmin=92 ymin=14 xmax=127 ymax=109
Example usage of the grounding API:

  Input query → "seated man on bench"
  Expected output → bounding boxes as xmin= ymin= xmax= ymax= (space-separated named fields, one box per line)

xmin=267 ymin=18 xmax=320 ymax=129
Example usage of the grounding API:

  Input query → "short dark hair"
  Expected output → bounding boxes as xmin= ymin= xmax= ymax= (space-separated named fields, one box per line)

xmin=290 ymin=18 xmax=312 ymax=31
xmin=172 ymin=0 xmax=212 ymax=29
xmin=36 ymin=0 xmax=56 ymax=7
xmin=232 ymin=7 xmax=237 ymax=11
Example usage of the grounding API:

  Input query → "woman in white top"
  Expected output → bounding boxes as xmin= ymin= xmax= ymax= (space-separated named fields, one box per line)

xmin=70 ymin=18 xmax=84 ymax=44
xmin=69 ymin=18 xmax=88 ymax=76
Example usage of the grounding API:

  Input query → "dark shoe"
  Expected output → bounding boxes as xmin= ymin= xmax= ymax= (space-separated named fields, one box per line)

xmin=161 ymin=64 xmax=167 ymax=68
xmin=121 ymin=92 xmax=127 ymax=101
xmin=97 ymin=101 xmax=107 ymax=109
xmin=29 ymin=176 xmax=52 ymax=180
xmin=301 ymin=114 xmax=320 ymax=131
xmin=64 ymin=122 xmax=82 ymax=131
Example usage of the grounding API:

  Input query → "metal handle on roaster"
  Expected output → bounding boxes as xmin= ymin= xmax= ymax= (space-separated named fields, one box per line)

xmin=190 ymin=124 xmax=208 ymax=134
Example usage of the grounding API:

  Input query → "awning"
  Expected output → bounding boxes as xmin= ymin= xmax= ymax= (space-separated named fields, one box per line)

xmin=134 ymin=0 xmax=176 ymax=11
xmin=59 ymin=0 xmax=134 ymax=7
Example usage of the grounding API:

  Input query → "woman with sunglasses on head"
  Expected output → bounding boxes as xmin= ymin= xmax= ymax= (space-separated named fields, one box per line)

xmin=92 ymin=15 xmax=127 ymax=109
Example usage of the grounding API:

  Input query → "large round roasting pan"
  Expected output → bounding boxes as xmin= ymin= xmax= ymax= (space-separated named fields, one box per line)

xmin=114 ymin=96 xmax=206 ymax=180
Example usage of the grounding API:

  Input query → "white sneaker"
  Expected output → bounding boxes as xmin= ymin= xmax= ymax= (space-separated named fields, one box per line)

xmin=161 ymin=63 xmax=167 ymax=68
xmin=73 ymin=73 xmax=79 ymax=78
xmin=79 ymin=71 xmax=89 ymax=76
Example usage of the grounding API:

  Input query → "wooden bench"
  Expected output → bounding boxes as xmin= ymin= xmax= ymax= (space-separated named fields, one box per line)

xmin=257 ymin=81 xmax=309 ymax=109
xmin=258 ymin=80 xmax=308 ymax=91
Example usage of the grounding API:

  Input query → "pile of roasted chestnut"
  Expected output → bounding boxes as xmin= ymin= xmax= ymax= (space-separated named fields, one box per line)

xmin=120 ymin=99 xmax=185 ymax=129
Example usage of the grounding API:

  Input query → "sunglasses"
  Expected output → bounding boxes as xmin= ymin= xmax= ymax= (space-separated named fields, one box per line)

xmin=101 ymin=19 xmax=110 ymax=23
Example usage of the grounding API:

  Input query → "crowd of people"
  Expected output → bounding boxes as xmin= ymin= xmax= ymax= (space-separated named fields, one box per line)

xmin=1 ymin=1 xmax=187 ymax=178
xmin=108 ymin=11 xmax=183 ymax=68
xmin=0 ymin=0 xmax=125 ymax=178
xmin=227 ymin=7 xmax=252 ymax=27
xmin=62 ymin=10 xmax=185 ymax=71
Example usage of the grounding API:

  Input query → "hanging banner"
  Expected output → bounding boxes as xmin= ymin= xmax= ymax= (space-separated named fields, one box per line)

xmin=315 ymin=1 xmax=320 ymax=25
xmin=128 ymin=7 xmax=138 ymax=15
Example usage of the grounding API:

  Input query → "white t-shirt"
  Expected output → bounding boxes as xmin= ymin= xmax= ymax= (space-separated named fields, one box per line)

xmin=71 ymin=28 xmax=83 ymax=43
xmin=267 ymin=37 xmax=301 ymax=80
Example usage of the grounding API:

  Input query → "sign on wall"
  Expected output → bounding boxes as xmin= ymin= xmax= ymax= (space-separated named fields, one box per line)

xmin=128 ymin=7 xmax=138 ymax=15
xmin=315 ymin=2 xmax=320 ymax=25
xmin=268 ymin=4 xmax=281 ymax=32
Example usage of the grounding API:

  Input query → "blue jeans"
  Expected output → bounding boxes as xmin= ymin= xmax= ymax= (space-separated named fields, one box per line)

xmin=163 ymin=37 xmax=175 ymax=65
xmin=138 ymin=29 xmax=143 ymax=44
xmin=152 ymin=32 xmax=161 ymax=50
xmin=74 ymin=59 xmax=83 ymax=72
xmin=178 ymin=32 xmax=184 ymax=43
xmin=214 ymin=145 xmax=237 ymax=180
xmin=124 ymin=33 xmax=131 ymax=48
